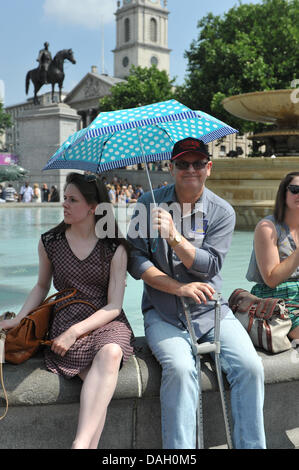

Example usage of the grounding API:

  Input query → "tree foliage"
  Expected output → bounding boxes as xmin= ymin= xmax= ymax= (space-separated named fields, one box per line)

xmin=177 ymin=0 xmax=299 ymax=132
xmin=99 ymin=65 xmax=177 ymax=111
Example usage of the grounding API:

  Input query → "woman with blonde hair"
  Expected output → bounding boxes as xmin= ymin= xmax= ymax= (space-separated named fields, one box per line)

xmin=33 ymin=183 xmax=41 ymax=203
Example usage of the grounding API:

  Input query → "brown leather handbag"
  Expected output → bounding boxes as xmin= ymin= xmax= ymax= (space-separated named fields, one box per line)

xmin=0 ymin=289 xmax=97 ymax=420
xmin=2 ymin=288 xmax=79 ymax=364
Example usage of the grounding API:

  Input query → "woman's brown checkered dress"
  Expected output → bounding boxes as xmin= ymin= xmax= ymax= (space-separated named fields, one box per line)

xmin=41 ymin=230 xmax=135 ymax=378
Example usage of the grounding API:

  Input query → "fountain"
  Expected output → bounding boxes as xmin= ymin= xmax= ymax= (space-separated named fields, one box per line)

xmin=199 ymin=89 xmax=299 ymax=229
xmin=222 ymin=89 xmax=299 ymax=156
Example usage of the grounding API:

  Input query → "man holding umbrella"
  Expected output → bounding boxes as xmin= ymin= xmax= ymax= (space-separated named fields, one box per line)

xmin=127 ymin=137 xmax=266 ymax=449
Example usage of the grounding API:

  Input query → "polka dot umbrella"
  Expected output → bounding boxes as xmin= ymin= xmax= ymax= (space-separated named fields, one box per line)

xmin=43 ymin=100 xmax=238 ymax=203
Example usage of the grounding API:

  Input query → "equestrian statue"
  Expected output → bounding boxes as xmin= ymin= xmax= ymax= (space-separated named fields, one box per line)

xmin=25 ymin=42 xmax=76 ymax=105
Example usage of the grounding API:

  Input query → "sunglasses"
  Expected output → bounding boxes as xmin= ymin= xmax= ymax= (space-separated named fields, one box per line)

xmin=287 ymin=184 xmax=299 ymax=195
xmin=84 ymin=173 xmax=97 ymax=182
xmin=174 ymin=160 xmax=209 ymax=170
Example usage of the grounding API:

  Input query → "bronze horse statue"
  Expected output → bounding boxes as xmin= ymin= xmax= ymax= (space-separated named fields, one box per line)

xmin=25 ymin=49 xmax=76 ymax=105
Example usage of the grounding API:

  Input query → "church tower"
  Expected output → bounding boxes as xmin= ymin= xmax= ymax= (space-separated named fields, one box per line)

xmin=113 ymin=0 xmax=170 ymax=79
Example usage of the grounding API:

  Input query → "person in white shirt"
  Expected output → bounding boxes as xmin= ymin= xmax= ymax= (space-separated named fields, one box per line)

xmin=19 ymin=182 xmax=34 ymax=202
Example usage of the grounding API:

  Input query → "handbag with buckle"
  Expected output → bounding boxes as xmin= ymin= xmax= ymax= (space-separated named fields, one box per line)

xmin=2 ymin=288 xmax=78 ymax=365
xmin=228 ymin=288 xmax=299 ymax=354
xmin=0 ymin=288 xmax=97 ymax=419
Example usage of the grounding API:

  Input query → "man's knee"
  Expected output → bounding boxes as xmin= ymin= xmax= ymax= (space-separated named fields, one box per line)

xmin=246 ymin=354 xmax=264 ymax=380
xmin=162 ymin=354 xmax=197 ymax=383
xmin=232 ymin=353 xmax=264 ymax=385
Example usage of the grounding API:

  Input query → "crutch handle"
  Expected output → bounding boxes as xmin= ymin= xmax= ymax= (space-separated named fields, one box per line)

xmin=195 ymin=341 xmax=219 ymax=355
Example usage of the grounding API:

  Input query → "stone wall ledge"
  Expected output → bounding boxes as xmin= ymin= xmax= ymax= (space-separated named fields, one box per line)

xmin=1 ymin=337 xmax=299 ymax=449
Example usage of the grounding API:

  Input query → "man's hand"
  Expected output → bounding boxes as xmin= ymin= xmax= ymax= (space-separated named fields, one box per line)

xmin=176 ymin=282 xmax=215 ymax=304
xmin=152 ymin=206 xmax=179 ymax=244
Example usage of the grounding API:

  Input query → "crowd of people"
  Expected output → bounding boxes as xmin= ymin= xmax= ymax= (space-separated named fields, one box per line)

xmin=0 ymin=181 xmax=60 ymax=203
xmin=0 ymin=177 xmax=168 ymax=205
xmin=104 ymin=175 xmax=169 ymax=205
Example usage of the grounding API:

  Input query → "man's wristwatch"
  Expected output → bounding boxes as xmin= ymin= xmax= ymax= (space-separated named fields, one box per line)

xmin=169 ymin=232 xmax=182 ymax=248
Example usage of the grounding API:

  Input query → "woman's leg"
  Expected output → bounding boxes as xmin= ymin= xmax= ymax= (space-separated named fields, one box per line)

xmin=72 ymin=343 xmax=123 ymax=449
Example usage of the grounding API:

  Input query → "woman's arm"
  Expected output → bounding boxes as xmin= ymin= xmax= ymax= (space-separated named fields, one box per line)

xmin=51 ymin=244 xmax=128 ymax=357
xmin=0 ymin=239 xmax=53 ymax=330
xmin=254 ymin=219 xmax=299 ymax=288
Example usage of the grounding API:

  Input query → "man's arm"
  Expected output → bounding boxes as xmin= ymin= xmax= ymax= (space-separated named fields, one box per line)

xmin=152 ymin=206 xmax=236 ymax=280
xmin=141 ymin=266 xmax=215 ymax=304
xmin=127 ymin=201 xmax=215 ymax=304
xmin=152 ymin=206 xmax=195 ymax=268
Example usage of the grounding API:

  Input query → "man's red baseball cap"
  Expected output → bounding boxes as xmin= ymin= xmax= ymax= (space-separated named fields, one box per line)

xmin=171 ymin=137 xmax=210 ymax=161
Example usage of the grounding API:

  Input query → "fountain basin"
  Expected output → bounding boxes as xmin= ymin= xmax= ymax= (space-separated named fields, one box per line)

xmin=222 ymin=90 xmax=299 ymax=155
xmin=222 ymin=89 xmax=299 ymax=126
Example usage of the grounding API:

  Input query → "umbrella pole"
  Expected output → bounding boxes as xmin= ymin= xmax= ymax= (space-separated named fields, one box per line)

xmin=136 ymin=128 xmax=156 ymax=206
xmin=136 ymin=128 xmax=159 ymax=252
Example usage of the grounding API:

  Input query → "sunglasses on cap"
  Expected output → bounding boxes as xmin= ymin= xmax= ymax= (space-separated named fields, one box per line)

xmin=287 ymin=184 xmax=299 ymax=195
xmin=174 ymin=160 xmax=209 ymax=170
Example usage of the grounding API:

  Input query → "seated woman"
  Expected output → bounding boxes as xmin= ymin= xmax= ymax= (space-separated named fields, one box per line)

xmin=246 ymin=171 xmax=299 ymax=340
xmin=0 ymin=172 xmax=135 ymax=449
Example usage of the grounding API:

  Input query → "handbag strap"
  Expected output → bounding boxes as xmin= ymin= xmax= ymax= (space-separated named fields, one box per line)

xmin=27 ymin=288 xmax=78 ymax=315
xmin=54 ymin=298 xmax=97 ymax=314
xmin=40 ymin=298 xmax=98 ymax=346
xmin=0 ymin=331 xmax=8 ymax=421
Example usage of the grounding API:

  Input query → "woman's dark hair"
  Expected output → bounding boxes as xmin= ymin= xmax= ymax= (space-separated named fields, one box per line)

xmin=51 ymin=172 xmax=130 ymax=253
xmin=274 ymin=171 xmax=299 ymax=223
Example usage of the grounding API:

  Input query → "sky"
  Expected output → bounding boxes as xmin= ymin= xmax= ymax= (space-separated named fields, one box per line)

xmin=0 ymin=0 xmax=263 ymax=107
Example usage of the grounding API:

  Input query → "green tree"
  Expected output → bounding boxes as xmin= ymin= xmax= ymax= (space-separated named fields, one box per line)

xmin=99 ymin=65 xmax=177 ymax=111
xmin=177 ymin=0 xmax=299 ymax=132
xmin=0 ymin=101 xmax=12 ymax=138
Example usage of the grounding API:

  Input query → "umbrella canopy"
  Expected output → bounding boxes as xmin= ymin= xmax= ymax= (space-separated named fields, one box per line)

xmin=43 ymin=100 xmax=238 ymax=174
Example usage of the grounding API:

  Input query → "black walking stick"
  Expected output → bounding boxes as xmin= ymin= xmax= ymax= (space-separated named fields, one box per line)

xmin=181 ymin=294 xmax=233 ymax=449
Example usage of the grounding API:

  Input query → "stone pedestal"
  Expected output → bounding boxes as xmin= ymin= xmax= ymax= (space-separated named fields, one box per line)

xmin=17 ymin=103 xmax=81 ymax=197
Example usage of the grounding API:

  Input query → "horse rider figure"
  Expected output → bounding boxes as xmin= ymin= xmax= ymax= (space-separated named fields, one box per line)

xmin=37 ymin=42 xmax=52 ymax=84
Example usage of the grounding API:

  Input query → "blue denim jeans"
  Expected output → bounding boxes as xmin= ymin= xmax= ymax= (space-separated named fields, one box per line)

xmin=144 ymin=308 xmax=266 ymax=449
